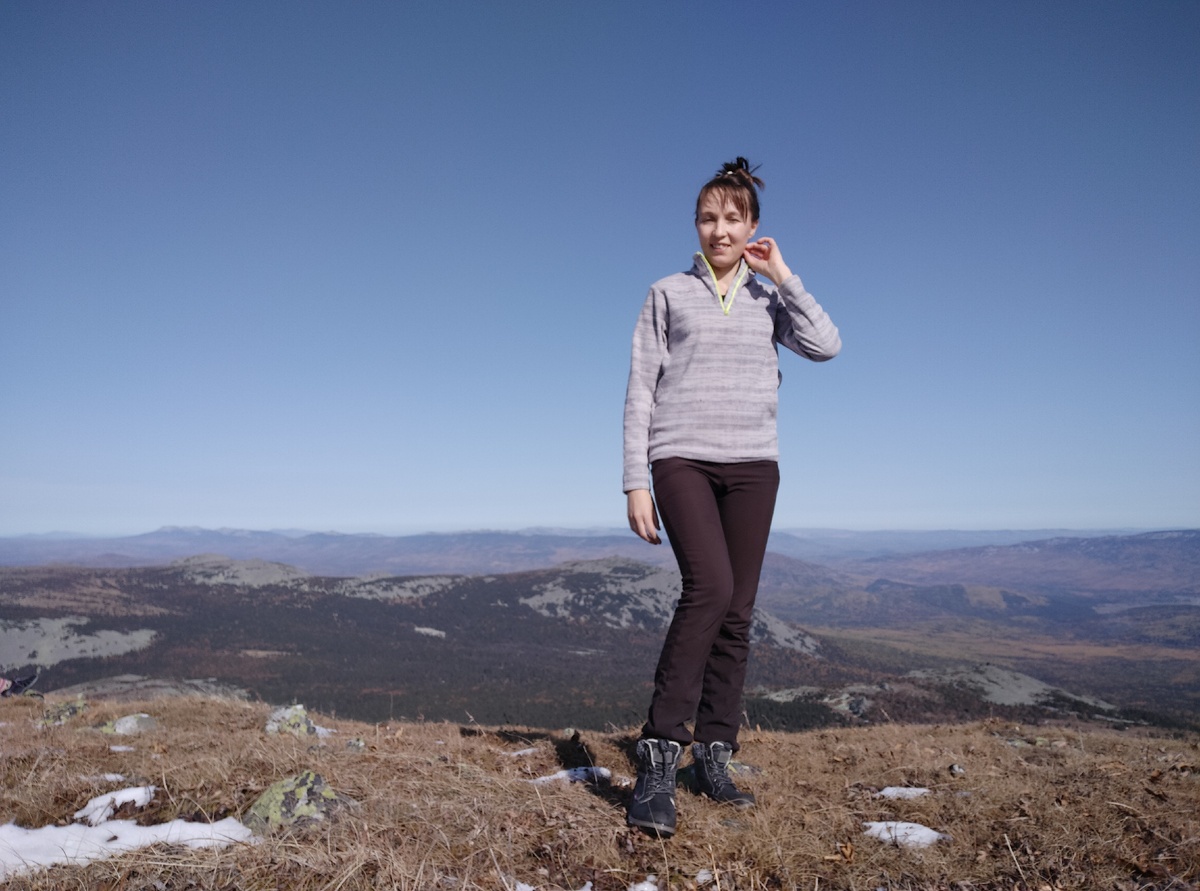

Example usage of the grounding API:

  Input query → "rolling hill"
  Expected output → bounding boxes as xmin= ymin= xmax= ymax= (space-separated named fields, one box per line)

xmin=3 ymin=528 xmax=1199 ymax=730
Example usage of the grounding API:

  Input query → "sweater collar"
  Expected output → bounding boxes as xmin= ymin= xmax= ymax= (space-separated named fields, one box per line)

xmin=692 ymin=252 xmax=754 ymax=315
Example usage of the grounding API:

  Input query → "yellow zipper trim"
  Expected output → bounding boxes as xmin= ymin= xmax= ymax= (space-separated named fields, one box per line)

xmin=697 ymin=252 xmax=749 ymax=316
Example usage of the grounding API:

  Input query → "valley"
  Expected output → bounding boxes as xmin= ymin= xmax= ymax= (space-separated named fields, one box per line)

xmin=2 ymin=528 xmax=1197 ymax=732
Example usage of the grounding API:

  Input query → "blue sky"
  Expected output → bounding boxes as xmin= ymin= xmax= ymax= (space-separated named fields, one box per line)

xmin=2 ymin=1 xmax=1197 ymax=536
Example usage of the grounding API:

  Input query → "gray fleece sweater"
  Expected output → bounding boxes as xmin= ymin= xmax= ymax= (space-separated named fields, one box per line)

xmin=622 ymin=253 xmax=841 ymax=493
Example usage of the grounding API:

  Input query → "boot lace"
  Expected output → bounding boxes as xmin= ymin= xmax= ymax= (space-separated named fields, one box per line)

xmin=707 ymin=758 xmax=736 ymax=794
xmin=641 ymin=740 xmax=678 ymax=795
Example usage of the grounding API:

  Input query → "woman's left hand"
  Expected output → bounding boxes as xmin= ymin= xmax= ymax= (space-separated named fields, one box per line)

xmin=743 ymin=238 xmax=794 ymax=286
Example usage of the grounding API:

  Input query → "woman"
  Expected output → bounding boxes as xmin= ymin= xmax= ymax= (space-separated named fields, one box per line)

xmin=622 ymin=158 xmax=841 ymax=836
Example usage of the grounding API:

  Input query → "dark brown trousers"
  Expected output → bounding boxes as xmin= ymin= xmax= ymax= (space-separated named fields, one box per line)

xmin=642 ymin=457 xmax=779 ymax=751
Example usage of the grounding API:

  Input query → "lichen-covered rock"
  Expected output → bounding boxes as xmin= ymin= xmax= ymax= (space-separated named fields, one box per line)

xmin=243 ymin=770 xmax=356 ymax=834
xmin=265 ymin=704 xmax=334 ymax=738
xmin=345 ymin=737 xmax=367 ymax=752
xmin=98 ymin=713 xmax=158 ymax=735
xmin=38 ymin=698 xmax=87 ymax=727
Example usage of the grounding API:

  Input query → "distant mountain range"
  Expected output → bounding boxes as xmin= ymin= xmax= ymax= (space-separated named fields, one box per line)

xmin=0 ymin=525 xmax=1166 ymax=574
xmin=0 ymin=527 xmax=662 ymax=575
xmin=1 ymin=528 xmax=1197 ymax=729
xmin=757 ymin=530 xmax=1200 ymax=628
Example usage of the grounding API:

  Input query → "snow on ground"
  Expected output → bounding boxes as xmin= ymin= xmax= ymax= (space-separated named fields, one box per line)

xmin=528 ymin=766 xmax=612 ymax=785
xmin=74 ymin=786 xmax=156 ymax=826
xmin=862 ymin=821 xmax=950 ymax=847
xmin=876 ymin=786 xmax=931 ymax=800
xmin=0 ymin=818 xmax=254 ymax=879
xmin=1 ymin=783 xmax=255 ymax=882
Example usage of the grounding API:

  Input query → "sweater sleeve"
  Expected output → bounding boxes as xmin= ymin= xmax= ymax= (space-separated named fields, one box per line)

xmin=622 ymin=287 xmax=667 ymax=492
xmin=773 ymin=274 xmax=842 ymax=361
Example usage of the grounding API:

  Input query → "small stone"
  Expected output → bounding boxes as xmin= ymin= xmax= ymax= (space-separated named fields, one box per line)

xmin=98 ymin=713 xmax=158 ymax=735
xmin=266 ymin=704 xmax=333 ymax=738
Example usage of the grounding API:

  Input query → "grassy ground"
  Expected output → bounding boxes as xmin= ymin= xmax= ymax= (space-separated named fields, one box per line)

xmin=1 ymin=691 xmax=1197 ymax=890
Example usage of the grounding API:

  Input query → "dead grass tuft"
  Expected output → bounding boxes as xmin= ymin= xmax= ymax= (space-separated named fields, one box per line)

xmin=2 ymin=692 xmax=1198 ymax=890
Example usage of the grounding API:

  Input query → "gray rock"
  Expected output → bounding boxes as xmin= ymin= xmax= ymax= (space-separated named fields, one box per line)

xmin=243 ymin=770 xmax=357 ymax=834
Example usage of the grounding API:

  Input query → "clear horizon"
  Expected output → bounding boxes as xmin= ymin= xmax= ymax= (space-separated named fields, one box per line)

xmin=3 ymin=522 xmax=1188 ymax=541
xmin=4 ymin=3 xmax=1198 ymax=537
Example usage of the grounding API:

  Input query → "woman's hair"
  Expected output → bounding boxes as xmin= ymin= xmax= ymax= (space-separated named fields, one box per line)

xmin=695 ymin=157 xmax=765 ymax=223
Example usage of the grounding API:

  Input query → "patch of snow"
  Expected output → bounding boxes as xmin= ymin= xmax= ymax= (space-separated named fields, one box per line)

xmin=529 ymin=766 xmax=612 ymax=785
xmin=413 ymin=626 xmax=447 ymax=639
xmin=0 ymin=818 xmax=253 ymax=879
xmin=74 ymin=786 xmax=156 ymax=826
xmin=500 ymin=747 xmax=538 ymax=757
xmin=877 ymin=787 xmax=931 ymax=800
xmin=863 ymin=821 xmax=950 ymax=847
xmin=109 ymin=745 xmax=135 ymax=752
xmin=629 ymin=877 xmax=658 ymax=891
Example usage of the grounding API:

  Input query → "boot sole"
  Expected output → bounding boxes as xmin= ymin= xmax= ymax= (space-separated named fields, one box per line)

xmin=700 ymin=792 xmax=756 ymax=809
xmin=627 ymin=815 xmax=676 ymax=837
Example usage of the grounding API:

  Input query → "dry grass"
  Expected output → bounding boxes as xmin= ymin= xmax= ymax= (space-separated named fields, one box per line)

xmin=2 ymin=691 xmax=1198 ymax=890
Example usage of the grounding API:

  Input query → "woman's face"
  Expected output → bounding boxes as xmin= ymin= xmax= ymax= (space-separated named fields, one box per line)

xmin=695 ymin=192 xmax=758 ymax=275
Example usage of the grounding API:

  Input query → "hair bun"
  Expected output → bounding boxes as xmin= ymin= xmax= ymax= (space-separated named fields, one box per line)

xmin=718 ymin=157 xmax=764 ymax=190
xmin=696 ymin=157 xmax=765 ymax=223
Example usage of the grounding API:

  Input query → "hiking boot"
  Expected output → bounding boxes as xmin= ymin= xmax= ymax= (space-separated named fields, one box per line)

xmin=627 ymin=738 xmax=682 ymax=836
xmin=692 ymin=741 xmax=756 ymax=808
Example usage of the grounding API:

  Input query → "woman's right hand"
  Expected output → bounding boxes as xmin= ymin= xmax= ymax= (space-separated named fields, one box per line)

xmin=743 ymin=237 xmax=794 ymax=286
xmin=626 ymin=489 xmax=662 ymax=545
